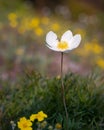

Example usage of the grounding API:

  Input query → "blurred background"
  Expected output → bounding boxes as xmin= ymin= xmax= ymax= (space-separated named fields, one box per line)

xmin=0 ymin=0 xmax=104 ymax=83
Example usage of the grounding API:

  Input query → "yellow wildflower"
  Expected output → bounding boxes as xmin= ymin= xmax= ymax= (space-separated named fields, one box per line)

xmin=96 ymin=57 xmax=104 ymax=69
xmin=30 ymin=114 xmax=37 ymax=122
xmin=30 ymin=111 xmax=47 ymax=122
xmin=30 ymin=18 xmax=40 ymax=28
xmin=8 ymin=13 xmax=18 ymax=28
xmin=35 ymin=27 xmax=43 ymax=36
xmin=8 ymin=13 xmax=17 ymax=21
xmin=92 ymin=43 xmax=103 ymax=54
xmin=84 ymin=40 xmax=103 ymax=54
xmin=84 ymin=43 xmax=92 ymax=51
xmin=36 ymin=111 xmax=47 ymax=121
xmin=55 ymin=123 xmax=62 ymax=129
xmin=17 ymin=117 xmax=32 ymax=130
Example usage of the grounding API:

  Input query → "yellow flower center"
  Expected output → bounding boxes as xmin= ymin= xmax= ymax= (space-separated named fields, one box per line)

xmin=57 ymin=41 xmax=69 ymax=50
xmin=23 ymin=123 xmax=28 ymax=128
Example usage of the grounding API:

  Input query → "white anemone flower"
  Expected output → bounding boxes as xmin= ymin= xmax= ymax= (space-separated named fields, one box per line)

xmin=46 ymin=30 xmax=81 ymax=52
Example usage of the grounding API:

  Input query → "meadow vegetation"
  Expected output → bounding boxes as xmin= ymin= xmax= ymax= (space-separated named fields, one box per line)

xmin=1 ymin=71 xmax=104 ymax=130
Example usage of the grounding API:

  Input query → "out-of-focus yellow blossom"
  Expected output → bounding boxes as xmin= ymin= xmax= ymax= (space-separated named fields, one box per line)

xmin=84 ymin=43 xmax=92 ymax=51
xmin=8 ymin=13 xmax=18 ymax=28
xmin=96 ymin=57 xmax=104 ymax=69
xmin=8 ymin=13 xmax=17 ymax=21
xmin=15 ymin=48 xmax=25 ymax=56
xmin=51 ymin=23 xmax=60 ymax=31
xmin=92 ymin=43 xmax=103 ymax=54
xmin=79 ymin=40 xmax=103 ymax=57
xmin=55 ymin=123 xmax=62 ymax=129
xmin=35 ymin=27 xmax=43 ymax=36
xmin=29 ymin=18 xmax=40 ymax=28
xmin=30 ymin=111 xmax=47 ymax=122
xmin=41 ymin=17 xmax=49 ymax=25
xmin=17 ymin=117 xmax=32 ymax=130
xmin=84 ymin=40 xmax=102 ymax=54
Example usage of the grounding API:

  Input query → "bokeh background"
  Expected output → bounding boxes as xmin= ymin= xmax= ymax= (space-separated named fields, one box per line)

xmin=0 ymin=0 xmax=104 ymax=83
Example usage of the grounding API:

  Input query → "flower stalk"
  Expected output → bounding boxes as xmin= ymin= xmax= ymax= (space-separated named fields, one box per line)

xmin=60 ymin=52 xmax=68 ymax=130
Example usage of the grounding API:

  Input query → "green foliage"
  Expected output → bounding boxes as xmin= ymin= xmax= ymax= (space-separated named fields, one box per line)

xmin=0 ymin=71 xmax=104 ymax=130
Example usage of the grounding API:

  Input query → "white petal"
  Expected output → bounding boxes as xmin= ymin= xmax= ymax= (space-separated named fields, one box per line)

xmin=72 ymin=34 xmax=81 ymax=48
xmin=61 ymin=30 xmax=73 ymax=43
xmin=63 ymin=34 xmax=81 ymax=52
xmin=46 ymin=44 xmax=60 ymax=52
xmin=69 ymin=34 xmax=81 ymax=50
xmin=46 ymin=31 xmax=59 ymax=47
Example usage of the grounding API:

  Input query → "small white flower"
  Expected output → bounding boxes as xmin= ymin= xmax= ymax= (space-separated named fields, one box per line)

xmin=46 ymin=30 xmax=81 ymax=52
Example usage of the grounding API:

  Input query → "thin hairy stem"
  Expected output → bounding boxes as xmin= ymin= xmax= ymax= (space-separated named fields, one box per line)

xmin=60 ymin=52 xmax=68 ymax=129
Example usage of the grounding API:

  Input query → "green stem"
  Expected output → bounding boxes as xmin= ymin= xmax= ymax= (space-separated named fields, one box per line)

xmin=60 ymin=52 xmax=68 ymax=129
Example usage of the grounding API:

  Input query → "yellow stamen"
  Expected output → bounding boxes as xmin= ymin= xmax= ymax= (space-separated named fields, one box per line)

xmin=57 ymin=41 xmax=69 ymax=50
xmin=23 ymin=123 xmax=27 ymax=128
